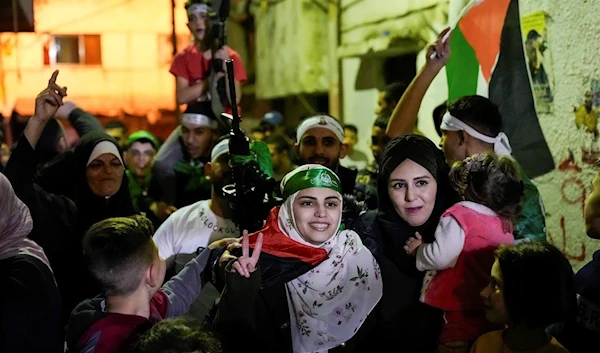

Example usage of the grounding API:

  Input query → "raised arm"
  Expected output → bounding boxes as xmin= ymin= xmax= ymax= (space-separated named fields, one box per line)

xmin=4 ymin=71 xmax=77 ymax=249
xmin=386 ymin=28 xmax=451 ymax=138
xmin=55 ymin=101 xmax=103 ymax=136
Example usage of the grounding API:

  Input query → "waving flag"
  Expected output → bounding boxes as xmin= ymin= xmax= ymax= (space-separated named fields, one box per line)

xmin=445 ymin=0 xmax=554 ymax=178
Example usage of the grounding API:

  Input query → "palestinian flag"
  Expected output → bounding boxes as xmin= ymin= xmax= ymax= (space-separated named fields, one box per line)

xmin=445 ymin=0 xmax=554 ymax=178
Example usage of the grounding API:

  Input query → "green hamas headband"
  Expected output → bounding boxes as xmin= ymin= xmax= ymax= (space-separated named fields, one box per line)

xmin=282 ymin=168 xmax=342 ymax=200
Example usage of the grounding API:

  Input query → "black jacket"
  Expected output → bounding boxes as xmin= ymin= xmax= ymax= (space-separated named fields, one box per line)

xmin=353 ymin=210 xmax=442 ymax=353
xmin=4 ymin=132 xmax=135 ymax=326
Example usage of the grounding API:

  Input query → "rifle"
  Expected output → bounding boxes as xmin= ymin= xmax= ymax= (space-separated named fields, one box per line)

xmin=223 ymin=60 xmax=281 ymax=235
xmin=209 ymin=0 xmax=229 ymax=108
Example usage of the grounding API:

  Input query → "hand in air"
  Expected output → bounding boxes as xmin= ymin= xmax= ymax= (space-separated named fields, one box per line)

xmin=231 ymin=230 xmax=263 ymax=278
xmin=34 ymin=70 xmax=67 ymax=121
xmin=404 ymin=232 xmax=423 ymax=256
xmin=425 ymin=27 xmax=452 ymax=71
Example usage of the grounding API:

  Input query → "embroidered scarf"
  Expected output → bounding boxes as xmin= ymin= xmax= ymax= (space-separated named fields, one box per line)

xmin=278 ymin=165 xmax=382 ymax=352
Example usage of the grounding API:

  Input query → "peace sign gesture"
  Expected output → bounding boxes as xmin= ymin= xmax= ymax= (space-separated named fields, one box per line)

xmin=231 ymin=230 xmax=263 ymax=278
xmin=34 ymin=70 xmax=67 ymax=122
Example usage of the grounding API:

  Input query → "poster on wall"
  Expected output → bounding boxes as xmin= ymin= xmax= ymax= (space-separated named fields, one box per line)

xmin=521 ymin=11 xmax=554 ymax=114
xmin=445 ymin=0 xmax=555 ymax=178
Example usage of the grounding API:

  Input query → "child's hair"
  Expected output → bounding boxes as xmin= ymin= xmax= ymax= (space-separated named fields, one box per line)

xmin=495 ymin=242 xmax=577 ymax=328
xmin=132 ymin=317 xmax=222 ymax=353
xmin=83 ymin=215 xmax=157 ymax=296
xmin=449 ymin=152 xmax=523 ymax=227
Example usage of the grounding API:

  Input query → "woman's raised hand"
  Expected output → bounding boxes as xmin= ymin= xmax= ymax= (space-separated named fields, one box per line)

xmin=231 ymin=230 xmax=263 ymax=278
xmin=34 ymin=70 xmax=67 ymax=121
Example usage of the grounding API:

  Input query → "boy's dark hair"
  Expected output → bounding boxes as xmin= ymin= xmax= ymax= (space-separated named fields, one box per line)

xmin=104 ymin=120 xmax=127 ymax=132
xmin=449 ymin=152 xmax=523 ymax=229
xmin=433 ymin=101 xmax=448 ymax=137
xmin=344 ymin=124 xmax=358 ymax=135
xmin=383 ymin=82 xmax=408 ymax=105
xmin=447 ymin=95 xmax=502 ymax=137
xmin=495 ymin=242 xmax=577 ymax=328
xmin=132 ymin=317 xmax=222 ymax=353
xmin=264 ymin=134 xmax=291 ymax=154
xmin=83 ymin=215 xmax=156 ymax=296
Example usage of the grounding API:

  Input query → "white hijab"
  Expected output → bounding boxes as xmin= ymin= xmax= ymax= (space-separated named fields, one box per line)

xmin=278 ymin=165 xmax=382 ymax=352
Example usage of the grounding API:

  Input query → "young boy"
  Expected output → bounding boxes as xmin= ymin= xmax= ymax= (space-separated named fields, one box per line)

xmin=66 ymin=215 xmax=212 ymax=353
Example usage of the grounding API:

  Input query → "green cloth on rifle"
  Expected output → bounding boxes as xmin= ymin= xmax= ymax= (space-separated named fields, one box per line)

xmin=230 ymin=140 xmax=275 ymax=178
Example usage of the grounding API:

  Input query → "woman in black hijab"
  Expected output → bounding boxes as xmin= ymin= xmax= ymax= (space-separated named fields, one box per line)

xmin=3 ymin=71 xmax=136 ymax=327
xmin=354 ymin=134 xmax=457 ymax=353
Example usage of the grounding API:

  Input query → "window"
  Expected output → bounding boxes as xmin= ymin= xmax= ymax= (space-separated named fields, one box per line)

xmin=158 ymin=34 xmax=191 ymax=65
xmin=44 ymin=35 xmax=102 ymax=65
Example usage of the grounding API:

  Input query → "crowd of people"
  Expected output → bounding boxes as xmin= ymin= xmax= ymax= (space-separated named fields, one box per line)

xmin=1 ymin=1 xmax=599 ymax=353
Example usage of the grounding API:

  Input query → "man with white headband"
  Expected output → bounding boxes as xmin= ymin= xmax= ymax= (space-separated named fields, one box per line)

xmin=386 ymin=29 xmax=546 ymax=243
xmin=295 ymin=114 xmax=378 ymax=209
xmin=147 ymin=102 xmax=221 ymax=213
xmin=153 ymin=136 xmax=237 ymax=320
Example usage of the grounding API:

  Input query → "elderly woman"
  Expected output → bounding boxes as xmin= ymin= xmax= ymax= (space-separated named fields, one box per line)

xmin=216 ymin=164 xmax=383 ymax=353
xmin=3 ymin=70 xmax=136 ymax=326
xmin=0 ymin=173 xmax=62 ymax=353
xmin=353 ymin=134 xmax=458 ymax=353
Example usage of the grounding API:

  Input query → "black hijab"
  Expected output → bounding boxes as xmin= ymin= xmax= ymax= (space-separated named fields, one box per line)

xmin=376 ymin=134 xmax=457 ymax=275
xmin=73 ymin=131 xmax=136 ymax=233
xmin=37 ymin=118 xmax=64 ymax=166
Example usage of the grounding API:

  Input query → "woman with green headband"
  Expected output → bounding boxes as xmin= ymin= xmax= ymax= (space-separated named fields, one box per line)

xmin=216 ymin=164 xmax=383 ymax=353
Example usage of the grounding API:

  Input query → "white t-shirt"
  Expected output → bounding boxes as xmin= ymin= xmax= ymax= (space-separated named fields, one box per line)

xmin=153 ymin=199 xmax=239 ymax=260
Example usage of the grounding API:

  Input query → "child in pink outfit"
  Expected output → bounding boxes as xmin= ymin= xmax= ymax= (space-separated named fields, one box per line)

xmin=404 ymin=152 xmax=524 ymax=353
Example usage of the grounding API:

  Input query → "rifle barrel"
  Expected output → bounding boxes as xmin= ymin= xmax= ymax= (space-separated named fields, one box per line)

xmin=225 ymin=60 xmax=240 ymax=132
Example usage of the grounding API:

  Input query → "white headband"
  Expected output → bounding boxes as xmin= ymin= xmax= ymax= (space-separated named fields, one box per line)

xmin=441 ymin=111 xmax=512 ymax=156
xmin=182 ymin=113 xmax=218 ymax=129
xmin=187 ymin=3 xmax=208 ymax=16
xmin=87 ymin=141 xmax=123 ymax=167
xmin=211 ymin=139 xmax=230 ymax=161
xmin=296 ymin=115 xmax=344 ymax=142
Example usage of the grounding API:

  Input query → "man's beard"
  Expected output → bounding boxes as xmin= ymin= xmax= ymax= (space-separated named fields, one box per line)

xmin=212 ymin=176 xmax=232 ymax=199
xmin=307 ymin=155 xmax=338 ymax=170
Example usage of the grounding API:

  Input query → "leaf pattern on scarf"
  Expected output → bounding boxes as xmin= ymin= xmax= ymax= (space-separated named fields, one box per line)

xmin=278 ymin=186 xmax=383 ymax=352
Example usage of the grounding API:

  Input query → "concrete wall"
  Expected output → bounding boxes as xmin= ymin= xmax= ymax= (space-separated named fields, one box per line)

xmin=518 ymin=0 xmax=600 ymax=270
xmin=341 ymin=58 xmax=378 ymax=164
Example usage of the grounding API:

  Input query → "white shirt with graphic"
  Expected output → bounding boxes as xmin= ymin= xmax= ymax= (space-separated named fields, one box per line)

xmin=153 ymin=200 xmax=238 ymax=260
